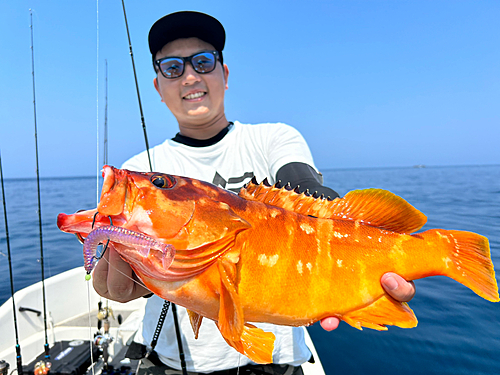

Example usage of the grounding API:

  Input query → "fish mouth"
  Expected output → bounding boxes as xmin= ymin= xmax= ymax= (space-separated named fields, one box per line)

xmin=57 ymin=209 xmax=98 ymax=234
xmin=57 ymin=209 xmax=127 ymax=239
xmin=57 ymin=166 xmax=128 ymax=237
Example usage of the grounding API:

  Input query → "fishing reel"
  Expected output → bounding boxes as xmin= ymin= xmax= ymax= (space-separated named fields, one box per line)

xmin=33 ymin=361 xmax=51 ymax=375
xmin=96 ymin=301 xmax=116 ymax=333
xmin=0 ymin=360 xmax=9 ymax=375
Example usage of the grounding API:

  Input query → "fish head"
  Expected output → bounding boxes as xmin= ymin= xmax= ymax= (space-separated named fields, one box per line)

xmin=58 ymin=165 xmax=195 ymax=241
xmin=58 ymin=165 xmax=250 ymax=250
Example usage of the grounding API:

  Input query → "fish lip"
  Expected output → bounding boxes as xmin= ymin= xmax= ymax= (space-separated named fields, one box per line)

xmin=98 ymin=166 xmax=127 ymax=216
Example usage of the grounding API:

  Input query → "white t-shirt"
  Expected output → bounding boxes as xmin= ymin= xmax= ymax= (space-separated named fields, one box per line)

xmin=123 ymin=121 xmax=316 ymax=373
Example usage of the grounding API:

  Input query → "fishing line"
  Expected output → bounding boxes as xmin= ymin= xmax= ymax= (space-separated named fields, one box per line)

xmin=96 ymin=0 xmax=100 ymax=204
xmin=87 ymin=282 xmax=96 ymax=375
xmin=29 ymin=8 xmax=51 ymax=363
xmin=103 ymin=59 xmax=108 ymax=166
xmin=1 ymin=153 xmax=23 ymax=375
xmin=97 ymin=254 xmax=148 ymax=290
xmin=120 ymin=3 xmax=186 ymax=373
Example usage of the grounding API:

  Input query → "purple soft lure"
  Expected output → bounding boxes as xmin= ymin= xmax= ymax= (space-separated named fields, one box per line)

xmin=83 ymin=225 xmax=175 ymax=274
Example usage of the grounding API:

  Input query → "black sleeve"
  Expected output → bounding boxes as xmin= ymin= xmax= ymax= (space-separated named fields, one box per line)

xmin=275 ymin=162 xmax=340 ymax=199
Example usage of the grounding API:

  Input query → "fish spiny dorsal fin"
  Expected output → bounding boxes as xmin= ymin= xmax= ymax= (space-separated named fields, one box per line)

xmin=239 ymin=179 xmax=332 ymax=217
xmin=239 ymin=182 xmax=427 ymax=233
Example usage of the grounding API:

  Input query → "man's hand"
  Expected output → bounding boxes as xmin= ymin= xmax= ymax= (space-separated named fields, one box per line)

xmin=319 ymin=272 xmax=416 ymax=331
xmin=92 ymin=245 xmax=150 ymax=302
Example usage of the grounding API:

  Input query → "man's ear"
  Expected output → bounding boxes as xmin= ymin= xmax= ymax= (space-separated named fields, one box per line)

xmin=153 ymin=77 xmax=164 ymax=103
xmin=223 ymin=64 xmax=229 ymax=90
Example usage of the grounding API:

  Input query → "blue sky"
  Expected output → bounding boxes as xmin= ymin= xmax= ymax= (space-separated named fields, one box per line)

xmin=0 ymin=1 xmax=498 ymax=178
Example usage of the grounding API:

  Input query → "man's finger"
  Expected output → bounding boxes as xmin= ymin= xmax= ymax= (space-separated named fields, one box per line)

xmin=105 ymin=246 xmax=140 ymax=301
xmin=92 ymin=245 xmax=110 ymax=298
xmin=381 ymin=272 xmax=416 ymax=302
xmin=320 ymin=316 xmax=340 ymax=331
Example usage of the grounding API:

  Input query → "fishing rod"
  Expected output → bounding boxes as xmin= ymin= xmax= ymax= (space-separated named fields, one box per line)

xmin=29 ymin=9 xmax=51 ymax=365
xmin=103 ymin=59 xmax=108 ymax=166
xmin=120 ymin=2 xmax=187 ymax=374
xmin=120 ymin=0 xmax=152 ymax=172
xmin=0 ymin=153 xmax=23 ymax=375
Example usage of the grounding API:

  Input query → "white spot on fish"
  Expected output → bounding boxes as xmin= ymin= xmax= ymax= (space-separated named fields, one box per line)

xmin=297 ymin=260 xmax=303 ymax=274
xmin=300 ymin=223 xmax=315 ymax=234
xmin=270 ymin=210 xmax=279 ymax=218
xmin=337 ymin=259 xmax=343 ymax=267
xmin=437 ymin=231 xmax=451 ymax=244
xmin=258 ymin=254 xmax=279 ymax=267
xmin=333 ymin=231 xmax=345 ymax=238
xmin=442 ymin=256 xmax=452 ymax=269
xmin=367 ymin=236 xmax=372 ymax=240
xmin=306 ymin=262 xmax=312 ymax=272
xmin=378 ymin=237 xmax=382 ymax=243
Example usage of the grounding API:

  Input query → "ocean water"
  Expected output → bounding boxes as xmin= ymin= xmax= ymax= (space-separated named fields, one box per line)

xmin=1 ymin=165 xmax=499 ymax=374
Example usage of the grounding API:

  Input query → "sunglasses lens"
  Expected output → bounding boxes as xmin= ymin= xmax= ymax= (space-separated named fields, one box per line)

xmin=157 ymin=52 xmax=218 ymax=79
xmin=191 ymin=52 xmax=216 ymax=73
xmin=159 ymin=57 xmax=184 ymax=78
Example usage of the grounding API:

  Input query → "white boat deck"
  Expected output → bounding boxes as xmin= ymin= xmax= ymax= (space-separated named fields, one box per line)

xmin=0 ymin=266 xmax=325 ymax=374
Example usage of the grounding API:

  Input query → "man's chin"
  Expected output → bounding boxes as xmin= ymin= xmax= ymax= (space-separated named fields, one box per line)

xmin=187 ymin=106 xmax=210 ymax=116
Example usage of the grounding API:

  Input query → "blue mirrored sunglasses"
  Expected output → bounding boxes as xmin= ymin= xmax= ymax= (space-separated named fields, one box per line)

xmin=155 ymin=51 xmax=220 ymax=79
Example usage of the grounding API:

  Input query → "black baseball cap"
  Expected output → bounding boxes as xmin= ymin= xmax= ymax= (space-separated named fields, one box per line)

xmin=148 ymin=11 xmax=226 ymax=58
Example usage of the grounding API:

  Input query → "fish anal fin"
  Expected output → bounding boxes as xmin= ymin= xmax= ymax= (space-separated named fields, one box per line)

xmin=186 ymin=309 xmax=203 ymax=339
xmin=217 ymin=257 xmax=244 ymax=341
xmin=342 ymin=294 xmax=418 ymax=331
xmin=219 ymin=323 xmax=275 ymax=364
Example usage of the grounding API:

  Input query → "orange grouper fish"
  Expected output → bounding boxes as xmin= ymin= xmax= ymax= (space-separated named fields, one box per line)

xmin=57 ymin=166 xmax=499 ymax=363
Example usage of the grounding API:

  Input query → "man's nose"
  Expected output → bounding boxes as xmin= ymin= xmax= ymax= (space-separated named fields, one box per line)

xmin=182 ymin=64 xmax=202 ymax=85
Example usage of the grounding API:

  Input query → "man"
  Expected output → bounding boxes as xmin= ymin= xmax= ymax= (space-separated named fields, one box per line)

xmin=93 ymin=11 xmax=415 ymax=375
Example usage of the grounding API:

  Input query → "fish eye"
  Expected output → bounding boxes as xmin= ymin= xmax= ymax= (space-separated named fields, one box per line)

xmin=150 ymin=173 xmax=176 ymax=189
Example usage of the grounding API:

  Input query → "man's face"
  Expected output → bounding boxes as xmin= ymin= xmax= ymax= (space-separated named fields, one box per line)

xmin=153 ymin=37 xmax=229 ymax=127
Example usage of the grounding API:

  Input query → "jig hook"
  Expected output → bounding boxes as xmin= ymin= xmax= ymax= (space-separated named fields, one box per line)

xmin=92 ymin=213 xmax=113 ymax=261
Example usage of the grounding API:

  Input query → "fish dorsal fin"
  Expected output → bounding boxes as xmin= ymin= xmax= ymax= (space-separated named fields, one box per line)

xmin=328 ymin=189 xmax=427 ymax=233
xmin=239 ymin=181 xmax=426 ymax=233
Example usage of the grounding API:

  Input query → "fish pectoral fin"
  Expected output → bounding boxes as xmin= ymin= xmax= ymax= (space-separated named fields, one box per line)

xmin=342 ymin=294 xmax=418 ymax=331
xmin=218 ymin=257 xmax=244 ymax=341
xmin=186 ymin=309 xmax=203 ymax=339
xmin=216 ymin=257 xmax=275 ymax=364
xmin=218 ymin=323 xmax=275 ymax=364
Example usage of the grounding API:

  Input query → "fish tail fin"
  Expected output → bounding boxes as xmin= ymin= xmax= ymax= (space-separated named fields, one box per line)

xmin=431 ymin=229 xmax=499 ymax=302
